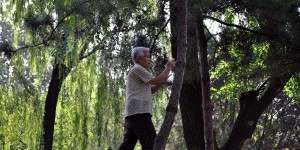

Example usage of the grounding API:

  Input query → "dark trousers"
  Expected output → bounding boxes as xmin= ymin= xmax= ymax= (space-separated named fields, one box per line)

xmin=119 ymin=113 xmax=157 ymax=150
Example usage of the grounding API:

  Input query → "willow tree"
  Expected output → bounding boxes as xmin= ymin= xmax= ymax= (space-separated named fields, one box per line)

xmin=1 ymin=1 xmax=119 ymax=149
xmin=1 ymin=0 xmax=180 ymax=149
xmin=1 ymin=0 xmax=299 ymax=149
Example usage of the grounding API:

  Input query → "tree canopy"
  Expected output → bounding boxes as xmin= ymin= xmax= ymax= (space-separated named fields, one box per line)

xmin=0 ymin=0 xmax=299 ymax=149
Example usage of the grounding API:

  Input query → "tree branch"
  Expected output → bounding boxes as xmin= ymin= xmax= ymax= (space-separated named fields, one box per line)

xmin=15 ymin=1 xmax=91 ymax=52
xmin=203 ymin=25 xmax=222 ymax=69
xmin=150 ymin=9 xmax=176 ymax=52
xmin=204 ymin=15 xmax=299 ymax=51
xmin=203 ymin=15 xmax=266 ymax=36
xmin=79 ymin=43 xmax=103 ymax=60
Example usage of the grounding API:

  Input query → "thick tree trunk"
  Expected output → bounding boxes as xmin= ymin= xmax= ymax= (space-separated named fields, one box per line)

xmin=222 ymin=74 xmax=293 ymax=150
xmin=180 ymin=82 xmax=205 ymax=149
xmin=196 ymin=16 xmax=215 ymax=150
xmin=170 ymin=0 xmax=205 ymax=148
xmin=175 ymin=1 xmax=206 ymax=149
xmin=42 ymin=61 xmax=70 ymax=150
xmin=153 ymin=0 xmax=187 ymax=149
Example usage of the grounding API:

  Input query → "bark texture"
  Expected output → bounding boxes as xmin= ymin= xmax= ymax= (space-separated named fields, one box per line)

xmin=177 ymin=1 xmax=206 ymax=149
xmin=180 ymin=82 xmax=205 ymax=150
xmin=42 ymin=61 xmax=70 ymax=150
xmin=196 ymin=15 xmax=215 ymax=150
xmin=153 ymin=0 xmax=187 ymax=149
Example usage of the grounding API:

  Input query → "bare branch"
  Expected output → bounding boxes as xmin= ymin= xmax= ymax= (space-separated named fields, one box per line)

xmin=150 ymin=9 xmax=176 ymax=52
xmin=203 ymin=15 xmax=265 ymax=36
xmin=204 ymin=15 xmax=299 ymax=51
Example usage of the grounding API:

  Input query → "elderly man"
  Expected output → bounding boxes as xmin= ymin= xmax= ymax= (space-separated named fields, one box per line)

xmin=119 ymin=47 xmax=175 ymax=150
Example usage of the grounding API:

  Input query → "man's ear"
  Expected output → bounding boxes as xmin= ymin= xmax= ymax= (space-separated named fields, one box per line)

xmin=136 ymin=57 xmax=141 ymax=63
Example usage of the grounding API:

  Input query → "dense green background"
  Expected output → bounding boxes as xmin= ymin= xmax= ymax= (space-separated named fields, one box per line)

xmin=0 ymin=0 xmax=299 ymax=149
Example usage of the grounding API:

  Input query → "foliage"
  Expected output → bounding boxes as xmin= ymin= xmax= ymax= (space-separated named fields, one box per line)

xmin=1 ymin=0 xmax=178 ymax=149
xmin=208 ymin=0 xmax=300 ymax=148
xmin=245 ymin=93 xmax=300 ymax=149
xmin=0 ymin=0 xmax=299 ymax=149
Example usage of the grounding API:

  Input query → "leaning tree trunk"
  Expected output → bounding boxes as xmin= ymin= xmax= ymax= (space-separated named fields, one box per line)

xmin=42 ymin=59 xmax=70 ymax=150
xmin=222 ymin=73 xmax=293 ymax=150
xmin=196 ymin=15 xmax=215 ymax=150
xmin=153 ymin=0 xmax=187 ymax=149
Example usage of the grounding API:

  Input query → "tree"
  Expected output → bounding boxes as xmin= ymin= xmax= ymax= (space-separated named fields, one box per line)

xmin=1 ymin=1 xmax=178 ymax=149
xmin=205 ymin=0 xmax=300 ymax=149
xmin=153 ymin=0 xmax=187 ymax=149
xmin=170 ymin=0 xmax=300 ymax=149
xmin=1 ymin=0 xmax=299 ymax=149
xmin=176 ymin=0 xmax=206 ymax=148
xmin=195 ymin=11 xmax=215 ymax=150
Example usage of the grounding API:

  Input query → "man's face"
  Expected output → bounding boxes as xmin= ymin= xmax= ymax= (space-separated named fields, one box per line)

xmin=138 ymin=52 xmax=151 ymax=68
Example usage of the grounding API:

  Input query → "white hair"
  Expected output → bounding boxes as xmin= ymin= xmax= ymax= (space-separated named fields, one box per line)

xmin=131 ymin=47 xmax=150 ymax=63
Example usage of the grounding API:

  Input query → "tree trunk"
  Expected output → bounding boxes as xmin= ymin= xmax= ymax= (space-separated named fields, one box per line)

xmin=153 ymin=0 xmax=187 ymax=149
xmin=42 ymin=60 xmax=70 ymax=150
xmin=169 ymin=0 xmax=206 ymax=149
xmin=180 ymin=82 xmax=205 ymax=149
xmin=196 ymin=15 xmax=215 ymax=150
xmin=222 ymin=74 xmax=293 ymax=150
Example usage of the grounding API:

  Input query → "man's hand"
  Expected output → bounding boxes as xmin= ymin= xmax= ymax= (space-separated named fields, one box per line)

xmin=165 ymin=60 xmax=176 ymax=70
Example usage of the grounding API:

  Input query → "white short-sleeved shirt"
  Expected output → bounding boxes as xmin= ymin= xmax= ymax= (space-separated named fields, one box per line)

xmin=124 ymin=64 xmax=154 ymax=117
